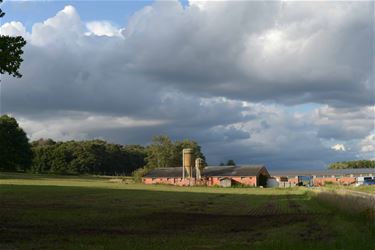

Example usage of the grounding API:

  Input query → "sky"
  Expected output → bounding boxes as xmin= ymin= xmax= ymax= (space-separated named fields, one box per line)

xmin=0 ymin=0 xmax=374 ymax=169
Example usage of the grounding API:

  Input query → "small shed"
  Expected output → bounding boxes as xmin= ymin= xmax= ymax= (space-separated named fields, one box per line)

xmin=219 ymin=177 xmax=232 ymax=187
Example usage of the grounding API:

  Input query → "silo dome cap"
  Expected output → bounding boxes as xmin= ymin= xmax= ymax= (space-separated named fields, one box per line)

xmin=183 ymin=148 xmax=193 ymax=153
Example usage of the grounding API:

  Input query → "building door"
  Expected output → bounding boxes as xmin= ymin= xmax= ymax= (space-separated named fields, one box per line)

xmin=258 ymin=174 xmax=268 ymax=187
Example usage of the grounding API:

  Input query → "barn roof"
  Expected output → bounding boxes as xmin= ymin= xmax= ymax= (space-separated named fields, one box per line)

xmin=269 ymin=168 xmax=375 ymax=177
xmin=143 ymin=165 xmax=268 ymax=178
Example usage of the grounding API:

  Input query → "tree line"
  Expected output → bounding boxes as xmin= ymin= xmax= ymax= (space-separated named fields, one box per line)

xmin=31 ymin=139 xmax=147 ymax=175
xmin=328 ymin=160 xmax=375 ymax=169
xmin=0 ymin=115 xmax=205 ymax=176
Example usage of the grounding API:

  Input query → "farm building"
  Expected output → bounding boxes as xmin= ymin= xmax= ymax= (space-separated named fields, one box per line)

xmin=143 ymin=148 xmax=374 ymax=188
xmin=269 ymin=168 xmax=375 ymax=187
xmin=142 ymin=165 xmax=271 ymax=187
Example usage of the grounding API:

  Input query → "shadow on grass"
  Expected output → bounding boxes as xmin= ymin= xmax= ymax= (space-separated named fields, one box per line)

xmin=0 ymin=171 xmax=112 ymax=180
xmin=1 ymin=184 xmax=375 ymax=249
xmin=313 ymin=189 xmax=375 ymax=233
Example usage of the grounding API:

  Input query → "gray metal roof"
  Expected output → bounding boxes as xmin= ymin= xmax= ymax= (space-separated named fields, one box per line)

xmin=143 ymin=165 xmax=267 ymax=178
xmin=269 ymin=168 xmax=375 ymax=177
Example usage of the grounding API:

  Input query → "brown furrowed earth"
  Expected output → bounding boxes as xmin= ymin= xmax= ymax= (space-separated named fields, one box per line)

xmin=0 ymin=173 xmax=374 ymax=250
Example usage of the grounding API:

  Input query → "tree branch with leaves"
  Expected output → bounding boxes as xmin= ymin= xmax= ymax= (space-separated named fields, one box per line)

xmin=0 ymin=0 xmax=27 ymax=78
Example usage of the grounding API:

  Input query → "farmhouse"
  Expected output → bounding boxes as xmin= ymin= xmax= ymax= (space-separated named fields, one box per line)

xmin=143 ymin=165 xmax=271 ymax=187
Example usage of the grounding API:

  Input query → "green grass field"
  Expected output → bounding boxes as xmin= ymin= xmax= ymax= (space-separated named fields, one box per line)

xmin=347 ymin=186 xmax=375 ymax=194
xmin=1 ymin=173 xmax=374 ymax=250
xmin=321 ymin=183 xmax=375 ymax=195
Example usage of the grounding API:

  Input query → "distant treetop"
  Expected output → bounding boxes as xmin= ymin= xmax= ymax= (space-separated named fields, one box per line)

xmin=328 ymin=160 xmax=375 ymax=169
xmin=226 ymin=160 xmax=236 ymax=166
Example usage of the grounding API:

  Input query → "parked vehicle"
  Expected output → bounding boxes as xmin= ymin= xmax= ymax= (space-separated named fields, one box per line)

xmin=363 ymin=179 xmax=375 ymax=186
xmin=355 ymin=176 xmax=374 ymax=186
xmin=297 ymin=176 xmax=313 ymax=187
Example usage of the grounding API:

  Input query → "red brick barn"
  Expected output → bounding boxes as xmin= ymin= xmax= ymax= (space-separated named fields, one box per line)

xmin=269 ymin=168 xmax=374 ymax=187
xmin=142 ymin=165 xmax=271 ymax=187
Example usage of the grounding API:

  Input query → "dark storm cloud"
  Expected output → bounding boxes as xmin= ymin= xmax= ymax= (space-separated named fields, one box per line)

xmin=2 ymin=1 xmax=373 ymax=115
xmin=122 ymin=0 xmax=374 ymax=106
xmin=317 ymin=125 xmax=370 ymax=141
xmin=1 ymin=1 xmax=374 ymax=168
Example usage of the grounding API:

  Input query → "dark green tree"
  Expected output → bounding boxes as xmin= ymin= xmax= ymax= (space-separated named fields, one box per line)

xmin=31 ymin=139 xmax=147 ymax=175
xmin=145 ymin=135 xmax=175 ymax=169
xmin=31 ymin=138 xmax=56 ymax=147
xmin=49 ymin=143 xmax=74 ymax=174
xmin=0 ymin=115 xmax=32 ymax=171
xmin=0 ymin=0 xmax=5 ymax=18
xmin=226 ymin=160 xmax=236 ymax=166
xmin=328 ymin=160 xmax=375 ymax=169
xmin=31 ymin=146 xmax=51 ymax=173
xmin=145 ymin=135 xmax=206 ymax=169
xmin=0 ymin=0 xmax=27 ymax=78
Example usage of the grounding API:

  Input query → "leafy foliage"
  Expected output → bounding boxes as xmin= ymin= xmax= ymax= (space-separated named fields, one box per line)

xmin=0 ymin=0 xmax=5 ymax=18
xmin=0 ymin=1 xmax=27 ymax=78
xmin=0 ymin=36 xmax=26 ymax=77
xmin=31 ymin=135 xmax=206 ymax=177
xmin=132 ymin=135 xmax=206 ymax=181
xmin=145 ymin=135 xmax=205 ymax=169
xmin=145 ymin=136 xmax=175 ymax=169
xmin=31 ymin=139 xmax=147 ymax=175
xmin=0 ymin=115 xmax=32 ymax=171
xmin=132 ymin=167 xmax=152 ymax=183
xmin=328 ymin=160 xmax=375 ymax=169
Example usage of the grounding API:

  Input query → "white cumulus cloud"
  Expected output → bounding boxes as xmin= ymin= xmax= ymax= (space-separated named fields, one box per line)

xmin=331 ymin=144 xmax=346 ymax=152
xmin=85 ymin=21 xmax=122 ymax=37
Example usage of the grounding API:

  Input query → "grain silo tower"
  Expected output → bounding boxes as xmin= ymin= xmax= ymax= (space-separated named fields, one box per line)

xmin=182 ymin=148 xmax=193 ymax=179
xmin=195 ymin=158 xmax=204 ymax=179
